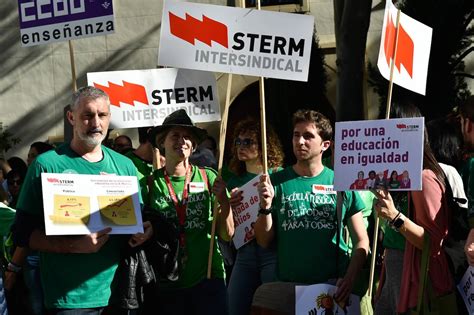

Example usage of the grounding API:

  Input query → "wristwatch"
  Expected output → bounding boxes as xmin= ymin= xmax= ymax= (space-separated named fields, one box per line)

xmin=391 ymin=214 xmax=405 ymax=231
xmin=258 ymin=208 xmax=272 ymax=216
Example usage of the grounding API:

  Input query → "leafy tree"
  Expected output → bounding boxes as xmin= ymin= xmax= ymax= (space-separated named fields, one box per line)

xmin=0 ymin=129 xmax=21 ymax=154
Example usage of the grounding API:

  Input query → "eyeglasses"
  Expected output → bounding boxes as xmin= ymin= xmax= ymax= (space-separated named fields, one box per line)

xmin=234 ymin=138 xmax=255 ymax=148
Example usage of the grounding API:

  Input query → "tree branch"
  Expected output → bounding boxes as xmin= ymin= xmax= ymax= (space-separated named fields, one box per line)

xmin=454 ymin=73 xmax=474 ymax=79
xmin=451 ymin=47 xmax=474 ymax=70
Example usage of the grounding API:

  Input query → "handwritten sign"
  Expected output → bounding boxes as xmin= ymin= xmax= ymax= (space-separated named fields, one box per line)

xmin=295 ymin=284 xmax=360 ymax=315
xmin=334 ymin=117 xmax=424 ymax=191
xmin=232 ymin=176 xmax=260 ymax=249
xmin=41 ymin=173 xmax=143 ymax=235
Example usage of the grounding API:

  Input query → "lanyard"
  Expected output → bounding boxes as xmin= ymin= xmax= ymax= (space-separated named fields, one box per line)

xmin=164 ymin=164 xmax=192 ymax=248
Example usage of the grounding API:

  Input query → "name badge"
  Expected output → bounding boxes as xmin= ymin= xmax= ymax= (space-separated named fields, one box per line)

xmin=189 ymin=182 xmax=205 ymax=193
xmin=312 ymin=184 xmax=336 ymax=195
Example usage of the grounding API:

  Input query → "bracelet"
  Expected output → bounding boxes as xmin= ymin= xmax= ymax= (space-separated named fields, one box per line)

xmin=7 ymin=262 xmax=21 ymax=273
xmin=389 ymin=211 xmax=401 ymax=225
xmin=258 ymin=208 xmax=272 ymax=216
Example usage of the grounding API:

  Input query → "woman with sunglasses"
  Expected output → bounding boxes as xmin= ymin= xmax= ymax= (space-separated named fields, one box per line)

xmin=227 ymin=118 xmax=284 ymax=315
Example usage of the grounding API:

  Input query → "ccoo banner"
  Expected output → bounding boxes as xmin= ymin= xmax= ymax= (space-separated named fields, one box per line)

xmin=158 ymin=0 xmax=314 ymax=82
xmin=87 ymin=68 xmax=221 ymax=129
xmin=18 ymin=0 xmax=115 ymax=47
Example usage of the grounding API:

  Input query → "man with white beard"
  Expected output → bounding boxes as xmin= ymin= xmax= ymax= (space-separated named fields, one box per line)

xmin=14 ymin=86 xmax=152 ymax=314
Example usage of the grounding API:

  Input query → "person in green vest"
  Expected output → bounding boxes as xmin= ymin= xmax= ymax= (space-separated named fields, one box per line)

xmin=148 ymin=109 xmax=234 ymax=315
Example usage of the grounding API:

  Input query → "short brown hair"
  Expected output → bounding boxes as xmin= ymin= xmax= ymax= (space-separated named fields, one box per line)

xmin=292 ymin=109 xmax=333 ymax=141
xmin=229 ymin=118 xmax=284 ymax=176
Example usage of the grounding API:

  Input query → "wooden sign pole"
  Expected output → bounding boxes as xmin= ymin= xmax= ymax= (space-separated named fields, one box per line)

xmin=368 ymin=8 xmax=401 ymax=299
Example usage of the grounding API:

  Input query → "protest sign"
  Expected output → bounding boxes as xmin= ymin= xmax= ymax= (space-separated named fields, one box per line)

xmin=232 ymin=176 xmax=260 ymax=249
xmin=334 ymin=117 xmax=424 ymax=191
xmin=18 ymin=0 xmax=115 ymax=47
xmin=295 ymin=284 xmax=360 ymax=315
xmin=158 ymin=0 xmax=314 ymax=82
xmin=41 ymin=173 xmax=143 ymax=235
xmin=377 ymin=0 xmax=432 ymax=95
xmin=457 ymin=266 xmax=474 ymax=314
xmin=87 ymin=68 xmax=220 ymax=129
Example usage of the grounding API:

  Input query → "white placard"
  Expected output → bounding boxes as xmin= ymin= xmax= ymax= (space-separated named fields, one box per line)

xmin=232 ymin=176 xmax=260 ymax=249
xmin=457 ymin=266 xmax=474 ymax=314
xmin=87 ymin=68 xmax=220 ymax=129
xmin=158 ymin=0 xmax=314 ymax=82
xmin=295 ymin=284 xmax=361 ymax=315
xmin=377 ymin=0 xmax=433 ymax=95
xmin=41 ymin=173 xmax=143 ymax=235
xmin=334 ymin=118 xmax=424 ymax=191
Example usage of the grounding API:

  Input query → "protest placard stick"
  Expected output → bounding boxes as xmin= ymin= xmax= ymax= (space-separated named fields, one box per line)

xmin=255 ymin=0 xmax=268 ymax=174
xmin=152 ymin=147 xmax=161 ymax=170
xmin=259 ymin=79 xmax=268 ymax=173
xmin=368 ymin=8 xmax=401 ymax=298
xmin=68 ymin=40 xmax=77 ymax=92
xmin=207 ymin=73 xmax=233 ymax=278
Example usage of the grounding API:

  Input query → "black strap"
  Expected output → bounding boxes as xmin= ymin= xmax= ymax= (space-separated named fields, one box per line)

xmin=335 ymin=191 xmax=344 ymax=278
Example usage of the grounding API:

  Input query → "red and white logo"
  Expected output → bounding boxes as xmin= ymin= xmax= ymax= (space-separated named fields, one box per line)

xmin=94 ymin=81 xmax=149 ymax=107
xmin=377 ymin=0 xmax=432 ymax=95
xmin=169 ymin=12 xmax=228 ymax=48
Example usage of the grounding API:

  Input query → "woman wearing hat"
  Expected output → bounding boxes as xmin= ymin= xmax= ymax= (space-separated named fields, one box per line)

xmin=148 ymin=109 xmax=233 ymax=315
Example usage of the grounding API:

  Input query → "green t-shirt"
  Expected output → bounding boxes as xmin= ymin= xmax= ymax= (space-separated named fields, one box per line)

xmin=270 ymin=166 xmax=364 ymax=284
xmin=16 ymin=143 xmax=137 ymax=309
xmin=0 ymin=202 xmax=15 ymax=254
xmin=461 ymin=157 xmax=474 ymax=223
xmin=125 ymin=151 xmax=153 ymax=204
xmin=149 ymin=165 xmax=225 ymax=289
xmin=227 ymin=168 xmax=282 ymax=191
xmin=380 ymin=192 xmax=407 ymax=250
xmin=0 ymin=203 xmax=15 ymax=237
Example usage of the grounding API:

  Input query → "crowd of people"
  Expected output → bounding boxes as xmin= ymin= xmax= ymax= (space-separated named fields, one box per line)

xmin=0 ymin=86 xmax=473 ymax=315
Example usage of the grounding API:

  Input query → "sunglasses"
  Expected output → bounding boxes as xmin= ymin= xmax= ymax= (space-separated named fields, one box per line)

xmin=234 ymin=138 xmax=255 ymax=147
xmin=8 ymin=179 xmax=22 ymax=186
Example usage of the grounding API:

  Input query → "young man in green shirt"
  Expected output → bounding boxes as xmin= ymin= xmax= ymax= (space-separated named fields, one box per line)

xmin=255 ymin=109 xmax=369 ymax=304
xmin=14 ymin=86 xmax=153 ymax=314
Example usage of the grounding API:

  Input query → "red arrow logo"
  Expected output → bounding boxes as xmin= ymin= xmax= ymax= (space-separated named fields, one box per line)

xmin=169 ymin=12 xmax=228 ymax=48
xmin=94 ymin=81 xmax=149 ymax=107
xmin=384 ymin=14 xmax=414 ymax=77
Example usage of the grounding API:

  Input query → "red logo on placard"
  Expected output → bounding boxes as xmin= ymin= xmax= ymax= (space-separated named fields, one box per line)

xmin=94 ymin=81 xmax=149 ymax=107
xmin=384 ymin=15 xmax=414 ymax=77
xmin=47 ymin=178 xmax=59 ymax=183
xmin=396 ymin=124 xmax=407 ymax=129
xmin=169 ymin=12 xmax=228 ymax=48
